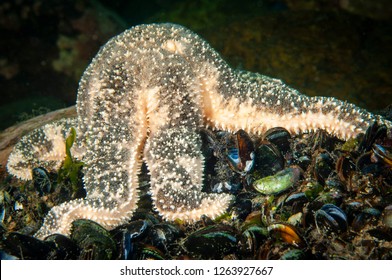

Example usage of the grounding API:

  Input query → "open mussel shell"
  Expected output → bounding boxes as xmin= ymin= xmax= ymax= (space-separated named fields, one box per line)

xmin=315 ymin=204 xmax=348 ymax=233
xmin=267 ymin=223 xmax=305 ymax=247
xmin=70 ymin=219 xmax=117 ymax=260
xmin=225 ymin=129 xmax=255 ymax=175
xmin=183 ymin=225 xmax=237 ymax=259
xmin=253 ymin=166 xmax=302 ymax=195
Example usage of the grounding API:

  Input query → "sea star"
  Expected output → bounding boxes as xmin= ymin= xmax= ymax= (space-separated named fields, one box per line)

xmin=6 ymin=23 xmax=391 ymax=239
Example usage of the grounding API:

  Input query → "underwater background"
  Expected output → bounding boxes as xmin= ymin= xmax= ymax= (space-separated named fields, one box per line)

xmin=0 ymin=0 xmax=391 ymax=131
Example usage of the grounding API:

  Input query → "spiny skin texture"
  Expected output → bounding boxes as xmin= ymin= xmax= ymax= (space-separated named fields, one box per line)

xmin=7 ymin=118 xmax=80 ymax=181
xmin=6 ymin=23 xmax=391 ymax=239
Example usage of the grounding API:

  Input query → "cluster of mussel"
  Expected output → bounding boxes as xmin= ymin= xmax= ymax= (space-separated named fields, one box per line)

xmin=1 ymin=122 xmax=392 ymax=259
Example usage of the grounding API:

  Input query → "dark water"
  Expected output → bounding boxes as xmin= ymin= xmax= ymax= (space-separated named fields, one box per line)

xmin=0 ymin=0 xmax=391 ymax=130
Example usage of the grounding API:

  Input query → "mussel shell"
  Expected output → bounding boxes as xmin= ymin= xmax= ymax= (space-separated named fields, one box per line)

xmin=263 ymin=127 xmax=291 ymax=153
xmin=70 ymin=219 xmax=117 ymax=260
xmin=313 ymin=151 xmax=334 ymax=184
xmin=344 ymin=200 xmax=363 ymax=211
xmin=227 ymin=147 xmax=241 ymax=171
xmin=0 ymin=232 xmax=54 ymax=259
xmin=0 ymin=202 xmax=4 ymax=224
xmin=363 ymin=208 xmax=382 ymax=216
xmin=230 ymin=196 xmax=253 ymax=221
xmin=325 ymin=178 xmax=345 ymax=191
xmin=122 ymin=231 xmax=134 ymax=260
xmin=0 ymin=231 xmax=78 ymax=260
xmin=336 ymin=155 xmax=356 ymax=183
xmin=285 ymin=192 xmax=308 ymax=208
xmin=372 ymin=144 xmax=392 ymax=168
xmin=315 ymin=204 xmax=348 ymax=233
xmin=295 ymin=155 xmax=312 ymax=171
xmin=44 ymin=234 xmax=80 ymax=259
xmin=112 ymin=218 xmax=150 ymax=239
xmin=253 ymin=166 xmax=301 ymax=195
xmin=357 ymin=122 xmax=387 ymax=153
xmin=148 ymin=223 xmax=183 ymax=253
xmin=280 ymin=249 xmax=306 ymax=260
xmin=344 ymin=200 xmax=363 ymax=222
xmin=287 ymin=212 xmax=303 ymax=226
xmin=267 ymin=223 xmax=305 ymax=247
xmin=114 ymin=219 xmax=150 ymax=260
xmin=137 ymin=244 xmax=165 ymax=260
xmin=253 ymin=141 xmax=285 ymax=178
xmin=280 ymin=192 xmax=309 ymax=217
xmin=183 ymin=225 xmax=237 ymax=259
xmin=238 ymin=225 xmax=268 ymax=257
xmin=236 ymin=129 xmax=255 ymax=172
xmin=309 ymin=130 xmax=337 ymax=152
xmin=226 ymin=130 xmax=255 ymax=175
xmin=242 ymin=211 xmax=263 ymax=229
xmin=32 ymin=167 xmax=52 ymax=196
xmin=356 ymin=152 xmax=384 ymax=175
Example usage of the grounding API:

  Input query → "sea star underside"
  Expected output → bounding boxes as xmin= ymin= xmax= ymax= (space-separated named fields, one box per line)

xmin=6 ymin=23 xmax=391 ymax=239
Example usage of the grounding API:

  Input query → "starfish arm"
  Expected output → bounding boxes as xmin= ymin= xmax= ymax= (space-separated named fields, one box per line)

xmin=205 ymin=71 xmax=392 ymax=139
xmin=145 ymin=126 xmax=233 ymax=222
xmin=34 ymin=30 xmax=155 ymax=239
xmin=33 ymin=197 xmax=136 ymax=239
xmin=6 ymin=118 xmax=78 ymax=181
